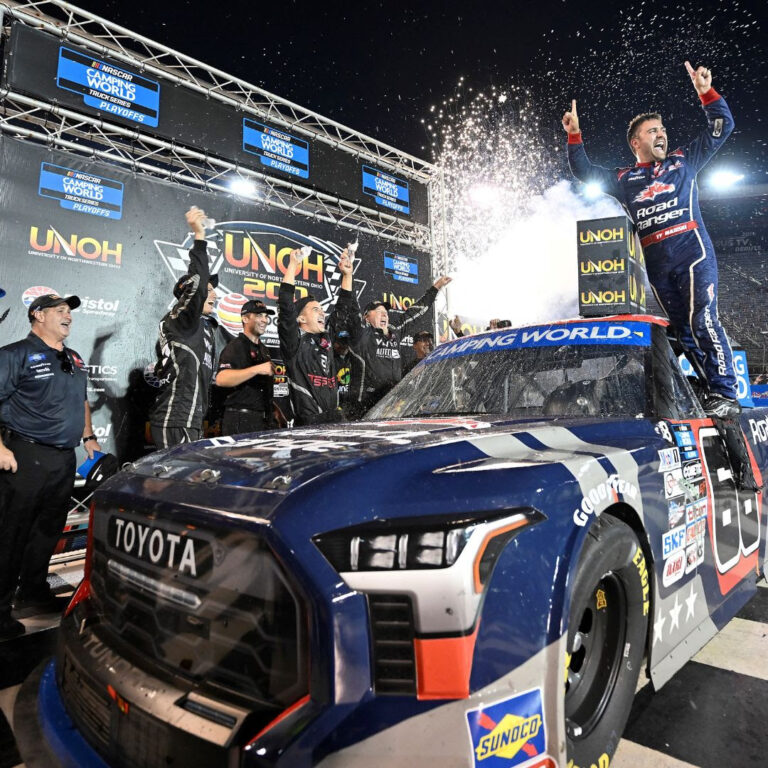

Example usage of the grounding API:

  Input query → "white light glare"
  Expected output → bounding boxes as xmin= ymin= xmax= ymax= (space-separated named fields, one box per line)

xmin=583 ymin=182 xmax=603 ymax=199
xmin=709 ymin=170 xmax=744 ymax=189
xmin=468 ymin=183 xmax=502 ymax=208
xmin=229 ymin=178 xmax=258 ymax=197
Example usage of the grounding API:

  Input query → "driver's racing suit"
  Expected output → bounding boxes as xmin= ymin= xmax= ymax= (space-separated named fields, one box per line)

xmin=567 ymin=88 xmax=737 ymax=399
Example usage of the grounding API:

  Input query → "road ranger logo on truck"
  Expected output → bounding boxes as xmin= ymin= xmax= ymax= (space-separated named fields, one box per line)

xmin=110 ymin=517 xmax=199 ymax=576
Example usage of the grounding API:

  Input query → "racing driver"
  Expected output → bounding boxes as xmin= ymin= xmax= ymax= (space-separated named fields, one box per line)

xmin=563 ymin=61 xmax=738 ymax=417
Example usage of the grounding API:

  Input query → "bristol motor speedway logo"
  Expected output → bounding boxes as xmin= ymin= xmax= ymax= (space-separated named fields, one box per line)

xmin=154 ymin=222 xmax=368 ymax=342
xmin=21 ymin=285 xmax=59 ymax=309
xmin=633 ymin=181 xmax=675 ymax=203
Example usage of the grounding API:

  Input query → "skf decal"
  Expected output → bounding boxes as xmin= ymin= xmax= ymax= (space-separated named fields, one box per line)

xmin=466 ymin=688 xmax=546 ymax=767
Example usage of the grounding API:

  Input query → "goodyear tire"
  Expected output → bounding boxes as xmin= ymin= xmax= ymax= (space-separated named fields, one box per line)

xmin=565 ymin=515 xmax=649 ymax=768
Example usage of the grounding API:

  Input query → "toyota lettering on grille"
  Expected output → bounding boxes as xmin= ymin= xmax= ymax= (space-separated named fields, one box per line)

xmin=108 ymin=516 xmax=201 ymax=576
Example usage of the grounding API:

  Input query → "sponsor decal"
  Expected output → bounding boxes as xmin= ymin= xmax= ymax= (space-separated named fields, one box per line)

xmin=749 ymin=416 xmax=768 ymax=444
xmin=573 ymin=474 xmax=639 ymax=526
xmin=658 ymin=446 xmax=681 ymax=472
xmin=685 ymin=540 xmax=705 ymax=573
xmin=664 ymin=468 xmax=684 ymax=499
xmin=662 ymin=524 xmax=686 ymax=558
xmin=580 ymin=289 xmax=627 ymax=306
xmin=686 ymin=499 xmax=707 ymax=524
xmin=578 ymin=226 xmax=625 ymax=245
xmin=668 ymin=500 xmax=685 ymax=528
xmin=662 ymin=550 xmax=686 ymax=587
xmin=362 ymin=165 xmax=410 ymax=215
xmin=579 ymin=257 xmax=626 ymax=275
xmin=384 ymin=251 xmax=420 ymax=284
xmin=56 ymin=46 xmax=160 ymax=126
xmin=242 ymin=120 xmax=310 ymax=179
xmin=673 ymin=429 xmax=694 ymax=449
xmin=633 ymin=181 xmax=675 ymax=203
xmin=465 ymin=688 xmax=545 ymax=767
xmin=108 ymin=516 xmax=203 ymax=576
xmin=429 ymin=321 xmax=651 ymax=364
xmin=38 ymin=163 xmax=124 ymax=220
xmin=635 ymin=197 xmax=688 ymax=230
xmin=682 ymin=460 xmax=702 ymax=480
xmin=28 ymin=226 xmax=123 ymax=268
xmin=712 ymin=118 xmax=723 ymax=138
xmin=686 ymin=518 xmax=707 ymax=546
xmin=632 ymin=547 xmax=650 ymax=615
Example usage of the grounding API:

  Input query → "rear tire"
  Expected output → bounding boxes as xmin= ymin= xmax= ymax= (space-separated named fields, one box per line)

xmin=565 ymin=515 xmax=649 ymax=767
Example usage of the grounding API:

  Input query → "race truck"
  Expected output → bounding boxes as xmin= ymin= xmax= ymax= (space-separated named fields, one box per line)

xmin=17 ymin=313 xmax=767 ymax=768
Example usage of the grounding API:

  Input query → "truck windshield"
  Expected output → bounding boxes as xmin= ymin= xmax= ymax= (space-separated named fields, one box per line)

xmin=367 ymin=342 xmax=649 ymax=420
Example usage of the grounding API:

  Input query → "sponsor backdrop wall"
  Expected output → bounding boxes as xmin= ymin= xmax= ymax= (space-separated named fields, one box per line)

xmin=0 ymin=135 xmax=434 ymax=464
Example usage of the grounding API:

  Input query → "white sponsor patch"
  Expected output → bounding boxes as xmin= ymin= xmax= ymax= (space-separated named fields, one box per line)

xmin=658 ymin=447 xmax=681 ymax=472
xmin=662 ymin=550 xmax=686 ymax=587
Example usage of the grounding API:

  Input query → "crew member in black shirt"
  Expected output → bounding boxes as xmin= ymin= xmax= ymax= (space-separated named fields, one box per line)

xmin=0 ymin=293 xmax=101 ymax=639
xmin=216 ymin=300 xmax=275 ymax=435
xmin=278 ymin=247 xmax=355 ymax=426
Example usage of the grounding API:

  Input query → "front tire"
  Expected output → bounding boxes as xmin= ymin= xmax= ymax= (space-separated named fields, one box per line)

xmin=565 ymin=515 xmax=649 ymax=767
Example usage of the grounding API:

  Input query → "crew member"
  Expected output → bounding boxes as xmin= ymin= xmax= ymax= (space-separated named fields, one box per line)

xmin=0 ymin=293 xmax=101 ymax=640
xmin=334 ymin=330 xmax=352 ymax=415
xmin=278 ymin=248 xmax=355 ymax=425
xmin=563 ymin=62 xmax=737 ymax=417
xmin=402 ymin=330 xmax=435 ymax=376
xmin=150 ymin=207 xmax=219 ymax=449
xmin=215 ymin=300 xmax=275 ymax=435
xmin=347 ymin=275 xmax=451 ymax=418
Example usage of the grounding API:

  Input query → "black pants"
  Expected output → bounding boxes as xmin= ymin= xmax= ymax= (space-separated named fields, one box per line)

xmin=221 ymin=410 xmax=267 ymax=436
xmin=0 ymin=437 xmax=75 ymax=618
xmin=150 ymin=424 xmax=202 ymax=451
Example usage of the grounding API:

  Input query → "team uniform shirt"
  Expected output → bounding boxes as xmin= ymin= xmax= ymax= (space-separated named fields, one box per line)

xmin=567 ymin=89 xmax=737 ymax=397
xmin=0 ymin=334 xmax=87 ymax=448
xmin=348 ymin=286 xmax=437 ymax=413
xmin=216 ymin=333 xmax=274 ymax=419
xmin=277 ymin=283 xmax=357 ymax=426
xmin=150 ymin=239 xmax=217 ymax=430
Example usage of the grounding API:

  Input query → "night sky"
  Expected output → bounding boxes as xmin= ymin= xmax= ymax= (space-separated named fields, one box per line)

xmin=71 ymin=0 xmax=765 ymax=182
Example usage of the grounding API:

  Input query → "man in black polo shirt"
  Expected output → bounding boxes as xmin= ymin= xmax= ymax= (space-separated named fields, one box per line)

xmin=215 ymin=300 xmax=276 ymax=435
xmin=0 ymin=293 xmax=101 ymax=640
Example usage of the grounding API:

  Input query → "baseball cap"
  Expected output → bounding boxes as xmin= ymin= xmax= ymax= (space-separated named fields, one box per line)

xmin=27 ymin=293 xmax=81 ymax=320
xmin=294 ymin=294 xmax=318 ymax=316
xmin=363 ymin=300 xmax=391 ymax=314
xmin=413 ymin=331 xmax=434 ymax=342
xmin=336 ymin=330 xmax=350 ymax=340
xmin=173 ymin=272 xmax=219 ymax=299
xmin=241 ymin=300 xmax=275 ymax=316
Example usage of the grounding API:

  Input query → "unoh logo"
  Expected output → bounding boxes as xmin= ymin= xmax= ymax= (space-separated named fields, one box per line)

xmin=466 ymin=688 xmax=546 ymax=767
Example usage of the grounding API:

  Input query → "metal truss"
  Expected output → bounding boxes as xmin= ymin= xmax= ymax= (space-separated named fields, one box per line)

xmin=0 ymin=90 xmax=432 ymax=248
xmin=1 ymin=0 xmax=435 ymax=182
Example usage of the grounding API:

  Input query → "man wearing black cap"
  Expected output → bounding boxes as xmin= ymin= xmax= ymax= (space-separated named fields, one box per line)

xmin=402 ymin=330 xmax=435 ymax=376
xmin=215 ymin=300 xmax=276 ymax=435
xmin=150 ymin=207 xmax=219 ymax=449
xmin=346 ymin=275 xmax=451 ymax=418
xmin=278 ymin=247 xmax=356 ymax=426
xmin=0 ymin=292 xmax=101 ymax=639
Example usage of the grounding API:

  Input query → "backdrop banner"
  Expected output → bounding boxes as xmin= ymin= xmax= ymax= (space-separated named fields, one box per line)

xmin=0 ymin=135 xmax=434 ymax=464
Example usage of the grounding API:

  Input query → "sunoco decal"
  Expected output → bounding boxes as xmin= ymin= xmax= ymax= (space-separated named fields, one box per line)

xmin=427 ymin=322 xmax=651 ymax=363
xmin=38 ymin=163 xmax=124 ymax=220
xmin=465 ymin=688 xmax=546 ymax=767
xmin=56 ymin=46 xmax=160 ymax=127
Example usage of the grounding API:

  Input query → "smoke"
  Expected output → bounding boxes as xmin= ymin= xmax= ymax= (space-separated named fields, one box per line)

xmin=430 ymin=83 xmax=622 ymax=326
xmin=448 ymin=181 xmax=622 ymax=325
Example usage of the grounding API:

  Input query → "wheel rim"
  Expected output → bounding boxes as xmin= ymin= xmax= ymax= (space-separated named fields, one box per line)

xmin=565 ymin=572 xmax=627 ymax=740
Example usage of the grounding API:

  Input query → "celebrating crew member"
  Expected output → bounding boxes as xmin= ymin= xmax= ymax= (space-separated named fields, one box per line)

xmin=402 ymin=330 xmax=435 ymax=376
xmin=563 ymin=62 xmax=738 ymax=417
xmin=215 ymin=300 xmax=275 ymax=435
xmin=346 ymin=275 xmax=451 ymax=418
xmin=0 ymin=293 xmax=101 ymax=640
xmin=278 ymin=247 xmax=355 ymax=425
xmin=150 ymin=207 xmax=219 ymax=449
